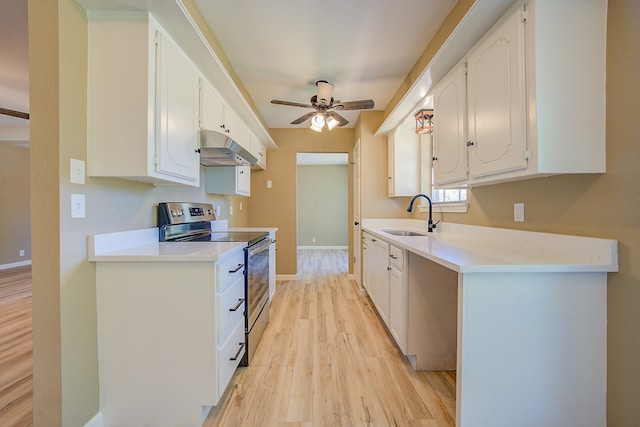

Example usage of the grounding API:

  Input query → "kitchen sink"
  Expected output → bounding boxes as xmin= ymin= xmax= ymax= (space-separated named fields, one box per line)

xmin=381 ymin=229 xmax=427 ymax=237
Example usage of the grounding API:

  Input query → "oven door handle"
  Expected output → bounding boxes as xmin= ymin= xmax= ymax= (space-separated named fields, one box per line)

xmin=248 ymin=238 xmax=272 ymax=256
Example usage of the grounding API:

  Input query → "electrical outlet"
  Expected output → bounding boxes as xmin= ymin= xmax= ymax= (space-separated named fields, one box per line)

xmin=312 ymin=237 xmax=316 ymax=243
xmin=19 ymin=250 xmax=25 ymax=257
xmin=240 ymin=201 xmax=243 ymax=211
xmin=514 ymin=202 xmax=525 ymax=222
xmin=70 ymin=158 xmax=85 ymax=184
xmin=229 ymin=205 xmax=234 ymax=216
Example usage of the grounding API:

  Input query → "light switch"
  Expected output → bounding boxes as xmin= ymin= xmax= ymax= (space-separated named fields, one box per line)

xmin=267 ymin=180 xmax=272 ymax=189
xmin=70 ymin=158 xmax=85 ymax=184
xmin=71 ymin=194 xmax=86 ymax=218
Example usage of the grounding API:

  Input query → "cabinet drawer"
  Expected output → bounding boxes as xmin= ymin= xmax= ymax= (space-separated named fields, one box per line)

xmin=216 ymin=249 xmax=245 ymax=291
xmin=389 ymin=245 xmax=404 ymax=272
xmin=217 ymin=319 xmax=245 ymax=396
xmin=217 ymin=276 xmax=245 ymax=345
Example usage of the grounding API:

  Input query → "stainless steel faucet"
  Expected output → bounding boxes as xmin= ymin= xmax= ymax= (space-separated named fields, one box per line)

xmin=407 ymin=194 xmax=437 ymax=232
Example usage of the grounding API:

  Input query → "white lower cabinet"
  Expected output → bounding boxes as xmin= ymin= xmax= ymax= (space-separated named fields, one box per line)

xmin=95 ymin=246 xmax=246 ymax=426
xmin=388 ymin=245 xmax=407 ymax=353
xmin=370 ymin=237 xmax=390 ymax=325
xmin=205 ymin=165 xmax=251 ymax=196
xmin=361 ymin=232 xmax=372 ymax=293
xmin=362 ymin=233 xmax=408 ymax=353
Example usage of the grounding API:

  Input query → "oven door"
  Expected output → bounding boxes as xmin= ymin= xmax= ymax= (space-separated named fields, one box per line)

xmin=245 ymin=237 xmax=271 ymax=330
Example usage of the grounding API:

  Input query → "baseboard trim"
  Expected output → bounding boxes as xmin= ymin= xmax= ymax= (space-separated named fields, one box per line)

xmin=0 ymin=260 xmax=32 ymax=270
xmin=84 ymin=411 xmax=103 ymax=427
xmin=297 ymin=246 xmax=348 ymax=250
xmin=276 ymin=274 xmax=298 ymax=281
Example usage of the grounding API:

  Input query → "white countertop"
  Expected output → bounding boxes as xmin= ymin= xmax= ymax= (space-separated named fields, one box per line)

xmin=88 ymin=226 xmax=277 ymax=262
xmin=362 ymin=219 xmax=618 ymax=273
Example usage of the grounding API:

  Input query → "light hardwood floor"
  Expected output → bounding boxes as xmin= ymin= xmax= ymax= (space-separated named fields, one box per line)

xmin=0 ymin=265 xmax=33 ymax=427
xmin=205 ymin=249 xmax=456 ymax=427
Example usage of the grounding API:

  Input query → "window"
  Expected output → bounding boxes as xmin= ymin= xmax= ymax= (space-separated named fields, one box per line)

xmin=420 ymin=134 xmax=468 ymax=213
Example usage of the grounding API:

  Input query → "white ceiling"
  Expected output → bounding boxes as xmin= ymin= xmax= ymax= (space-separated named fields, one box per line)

xmin=193 ymin=0 xmax=457 ymax=129
xmin=0 ymin=0 xmax=29 ymax=142
xmin=0 ymin=0 xmax=458 ymax=141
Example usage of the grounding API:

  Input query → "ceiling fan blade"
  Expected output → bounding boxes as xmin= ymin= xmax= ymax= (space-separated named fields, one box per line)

xmin=327 ymin=111 xmax=349 ymax=127
xmin=0 ymin=107 xmax=29 ymax=120
xmin=332 ymin=99 xmax=374 ymax=111
xmin=271 ymin=99 xmax=314 ymax=109
xmin=290 ymin=111 xmax=317 ymax=125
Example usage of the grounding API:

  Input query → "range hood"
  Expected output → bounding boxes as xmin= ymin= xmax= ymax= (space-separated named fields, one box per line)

xmin=199 ymin=130 xmax=257 ymax=166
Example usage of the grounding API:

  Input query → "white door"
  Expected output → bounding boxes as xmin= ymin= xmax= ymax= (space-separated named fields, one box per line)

xmin=353 ymin=140 xmax=362 ymax=288
xmin=466 ymin=7 xmax=527 ymax=179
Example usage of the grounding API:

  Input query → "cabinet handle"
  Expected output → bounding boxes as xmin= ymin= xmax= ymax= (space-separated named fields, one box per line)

xmin=432 ymin=156 xmax=438 ymax=162
xmin=228 ymin=263 xmax=244 ymax=273
xmin=467 ymin=140 xmax=475 ymax=147
xmin=229 ymin=298 xmax=245 ymax=312
xmin=371 ymin=238 xmax=377 ymax=242
xmin=387 ymin=266 xmax=391 ymax=271
xmin=390 ymin=254 xmax=398 ymax=260
xmin=230 ymin=342 xmax=245 ymax=361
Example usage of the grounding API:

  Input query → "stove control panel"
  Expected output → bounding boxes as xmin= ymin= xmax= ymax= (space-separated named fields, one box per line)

xmin=157 ymin=202 xmax=216 ymax=226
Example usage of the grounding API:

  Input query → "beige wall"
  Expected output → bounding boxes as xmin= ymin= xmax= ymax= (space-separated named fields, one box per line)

xmin=249 ymin=129 xmax=354 ymax=276
xmin=297 ymin=165 xmax=349 ymax=247
xmin=0 ymin=145 xmax=31 ymax=266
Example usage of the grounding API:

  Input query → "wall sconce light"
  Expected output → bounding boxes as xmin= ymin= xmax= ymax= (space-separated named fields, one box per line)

xmin=415 ymin=109 xmax=434 ymax=134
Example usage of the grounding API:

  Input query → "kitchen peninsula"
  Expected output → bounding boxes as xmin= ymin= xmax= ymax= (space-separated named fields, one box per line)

xmin=362 ymin=219 xmax=617 ymax=427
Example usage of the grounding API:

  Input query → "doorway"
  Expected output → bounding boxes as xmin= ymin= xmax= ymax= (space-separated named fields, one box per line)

xmin=296 ymin=152 xmax=349 ymax=273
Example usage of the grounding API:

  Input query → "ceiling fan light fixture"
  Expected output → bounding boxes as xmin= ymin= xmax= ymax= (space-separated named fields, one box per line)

xmin=311 ymin=112 xmax=325 ymax=128
xmin=326 ymin=115 xmax=340 ymax=131
xmin=310 ymin=121 xmax=324 ymax=132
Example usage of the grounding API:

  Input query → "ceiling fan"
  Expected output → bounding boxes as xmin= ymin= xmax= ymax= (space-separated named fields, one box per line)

xmin=271 ymin=80 xmax=374 ymax=132
xmin=0 ymin=107 xmax=29 ymax=120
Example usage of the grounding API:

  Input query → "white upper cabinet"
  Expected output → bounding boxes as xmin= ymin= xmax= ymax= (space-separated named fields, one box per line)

xmin=466 ymin=6 xmax=526 ymax=180
xmin=249 ymin=132 xmax=267 ymax=170
xmin=86 ymin=14 xmax=200 ymax=186
xmin=156 ymin=29 xmax=201 ymax=183
xmin=432 ymin=63 xmax=468 ymax=186
xmin=388 ymin=124 xmax=420 ymax=197
xmin=430 ymin=0 xmax=607 ymax=187
xmin=199 ymin=78 xmax=242 ymax=146
xmin=205 ymin=165 xmax=250 ymax=196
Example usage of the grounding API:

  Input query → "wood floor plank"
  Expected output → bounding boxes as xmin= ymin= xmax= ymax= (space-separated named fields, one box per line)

xmin=204 ymin=249 xmax=455 ymax=427
xmin=0 ymin=265 xmax=33 ymax=427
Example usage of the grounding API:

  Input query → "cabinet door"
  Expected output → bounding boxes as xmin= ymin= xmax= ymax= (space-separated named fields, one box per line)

xmin=250 ymin=132 xmax=267 ymax=169
xmin=362 ymin=233 xmax=371 ymax=293
xmin=432 ymin=63 xmax=468 ymax=186
xmin=222 ymin=103 xmax=240 ymax=141
xmin=389 ymin=266 xmax=406 ymax=353
xmin=371 ymin=237 xmax=390 ymax=326
xmin=200 ymin=78 xmax=224 ymax=132
xmin=236 ymin=166 xmax=251 ymax=196
xmin=156 ymin=30 xmax=200 ymax=183
xmin=466 ymin=7 xmax=526 ymax=179
xmin=388 ymin=126 xmax=420 ymax=196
